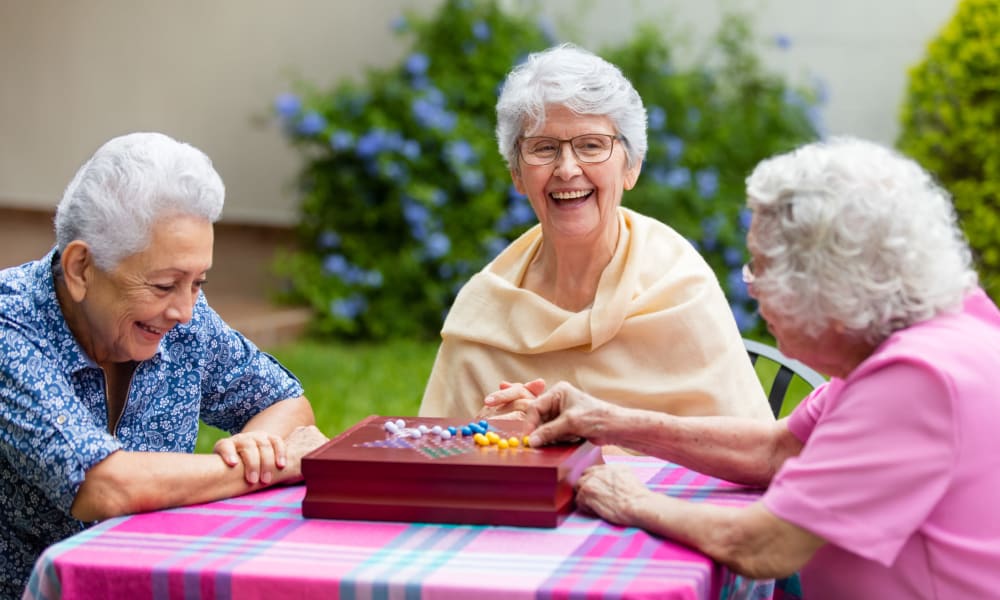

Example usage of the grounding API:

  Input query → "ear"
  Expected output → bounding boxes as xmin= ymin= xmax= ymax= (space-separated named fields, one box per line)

xmin=509 ymin=167 xmax=526 ymax=195
xmin=60 ymin=241 xmax=95 ymax=303
xmin=623 ymin=159 xmax=643 ymax=191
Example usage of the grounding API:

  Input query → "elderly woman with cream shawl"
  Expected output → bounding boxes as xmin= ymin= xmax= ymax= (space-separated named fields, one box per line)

xmin=419 ymin=44 xmax=771 ymax=422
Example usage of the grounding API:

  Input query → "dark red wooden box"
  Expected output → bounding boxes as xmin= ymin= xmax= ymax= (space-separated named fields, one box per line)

xmin=301 ymin=415 xmax=603 ymax=527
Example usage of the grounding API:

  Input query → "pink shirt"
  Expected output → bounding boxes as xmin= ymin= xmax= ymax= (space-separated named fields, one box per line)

xmin=763 ymin=288 xmax=1000 ymax=599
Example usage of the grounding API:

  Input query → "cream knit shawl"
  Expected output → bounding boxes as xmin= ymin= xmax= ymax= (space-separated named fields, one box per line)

xmin=419 ymin=207 xmax=772 ymax=421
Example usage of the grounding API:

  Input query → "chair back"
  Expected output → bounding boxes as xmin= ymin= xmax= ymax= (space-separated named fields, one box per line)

xmin=744 ymin=338 xmax=826 ymax=418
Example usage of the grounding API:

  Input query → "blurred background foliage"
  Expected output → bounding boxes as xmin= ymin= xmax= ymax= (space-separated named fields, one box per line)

xmin=898 ymin=0 xmax=1000 ymax=299
xmin=270 ymin=0 xmax=823 ymax=341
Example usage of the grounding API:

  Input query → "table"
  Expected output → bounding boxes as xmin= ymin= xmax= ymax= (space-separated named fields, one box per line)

xmin=24 ymin=456 xmax=773 ymax=600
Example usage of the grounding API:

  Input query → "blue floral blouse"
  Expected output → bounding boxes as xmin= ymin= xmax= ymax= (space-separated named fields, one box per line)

xmin=0 ymin=249 xmax=304 ymax=596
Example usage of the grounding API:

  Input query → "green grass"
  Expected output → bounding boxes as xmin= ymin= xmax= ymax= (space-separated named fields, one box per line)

xmin=194 ymin=338 xmax=439 ymax=453
xmin=195 ymin=338 xmax=817 ymax=452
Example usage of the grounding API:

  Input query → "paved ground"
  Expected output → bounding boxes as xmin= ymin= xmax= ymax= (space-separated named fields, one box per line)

xmin=0 ymin=208 xmax=310 ymax=348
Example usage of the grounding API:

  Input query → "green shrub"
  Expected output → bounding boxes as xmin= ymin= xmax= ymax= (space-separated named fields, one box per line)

xmin=273 ymin=0 xmax=821 ymax=339
xmin=898 ymin=0 xmax=1000 ymax=298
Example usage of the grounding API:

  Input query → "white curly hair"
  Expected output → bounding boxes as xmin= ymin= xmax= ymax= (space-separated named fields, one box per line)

xmin=746 ymin=136 xmax=977 ymax=344
xmin=55 ymin=132 xmax=225 ymax=271
xmin=495 ymin=43 xmax=647 ymax=172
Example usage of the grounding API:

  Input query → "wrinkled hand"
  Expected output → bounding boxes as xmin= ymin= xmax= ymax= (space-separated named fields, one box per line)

xmin=214 ymin=431 xmax=287 ymax=485
xmin=574 ymin=463 xmax=652 ymax=526
xmin=476 ymin=378 xmax=546 ymax=421
xmin=274 ymin=425 xmax=330 ymax=484
xmin=524 ymin=381 xmax=619 ymax=447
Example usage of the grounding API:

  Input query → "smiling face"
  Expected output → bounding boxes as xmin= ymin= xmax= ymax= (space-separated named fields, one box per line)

xmin=510 ymin=105 xmax=641 ymax=242
xmin=69 ymin=213 xmax=213 ymax=365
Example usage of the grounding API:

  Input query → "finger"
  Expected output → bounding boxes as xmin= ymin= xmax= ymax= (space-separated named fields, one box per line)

xmin=256 ymin=438 xmax=278 ymax=485
xmin=213 ymin=439 xmax=240 ymax=466
xmin=272 ymin=435 xmax=287 ymax=469
xmin=528 ymin=418 xmax=569 ymax=448
xmin=484 ymin=386 xmax=523 ymax=406
xmin=239 ymin=442 xmax=262 ymax=485
xmin=524 ymin=379 xmax=546 ymax=396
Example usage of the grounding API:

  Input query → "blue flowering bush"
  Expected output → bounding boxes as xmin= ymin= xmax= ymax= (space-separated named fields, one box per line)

xmin=605 ymin=17 xmax=823 ymax=332
xmin=273 ymin=0 xmax=820 ymax=339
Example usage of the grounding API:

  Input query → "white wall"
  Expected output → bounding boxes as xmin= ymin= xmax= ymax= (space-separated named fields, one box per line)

xmin=0 ymin=0 xmax=959 ymax=224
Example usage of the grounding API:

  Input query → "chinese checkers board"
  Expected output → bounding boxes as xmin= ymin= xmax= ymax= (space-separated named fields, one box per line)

xmin=301 ymin=415 xmax=604 ymax=527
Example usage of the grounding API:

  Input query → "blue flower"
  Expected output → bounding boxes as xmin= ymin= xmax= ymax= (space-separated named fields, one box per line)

xmin=812 ymin=75 xmax=830 ymax=105
xmin=356 ymin=129 xmax=387 ymax=159
xmin=364 ymin=269 xmax=384 ymax=288
xmin=665 ymin=135 xmax=685 ymax=161
xmin=330 ymin=294 xmax=367 ymax=320
xmin=508 ymin=197 xmax=535 ymax=226
xmin=323 ymin=254 xmax=348 ymax=276
xmin=390 ymin=15 xmax=408 ymax=33
xmin=537 ymin=15 xmax=558 ymax=44
xmin=648 ymin=106 xmax=667 ymax=131
xmin=649 ymin=166 xmax=670 ymax=187
xmin=485 ymin=236 xmax=508 ymax=258
xmin=425 ymin=232 xmax=451 ymax=259
xmin=774 ymin=33 xmax=792 ymax=50
xmin=412 ymin=96 xmax=457 ymax=132
xmin=723 ymin=246 xmax=743 ymax=267
xmin=731 ymin=302 xmax=758 ymax=333
xmin=429 ymin=188 xmax=447 ymax=206
xmin=296 ymin=111 xmax=326 ymax=136
xmin=727 ymin=269 xmax=751 ymax=302
xmin=401 ymin=139 xmax=421 ymax=160
xmin=695 ymin=168 xmax=719 ymax=198
xmin=317 ymin=231 xmax=341 ymax=249
xmin=472 ymin=20 xmax=491 ymax=40
xmin=405 ymin=53 xmax=430 ymax=77
xmin=402 ymin=197 xmax=431 ymax=241
xmin=807 ymin=105 xmax=827 ymax=137
xmin=739 ymin=207 xmax=753 ymax=231
xmin=274 ymin=93 xmax=301 ymax=119
xmin=665 ymin=167 xmax=691 ymax=189
xmin=459 ymin=170 xmax=485 ymax=192
xmin=380 ymin=160 xmax=406 ymax=181
xmin=701 ymin=215 xmax=723 ymax=250
xmin=330 ymin=131 xmax=354 ymax=151
xmin=445 ymin=140 xmax=477 ymax=166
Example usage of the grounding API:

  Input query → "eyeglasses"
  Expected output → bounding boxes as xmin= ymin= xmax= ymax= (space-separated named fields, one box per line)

xmin=518 ymin=134 xmax=622 ymax=166
xmin=741 ymin=260 xmax=756 ymax=285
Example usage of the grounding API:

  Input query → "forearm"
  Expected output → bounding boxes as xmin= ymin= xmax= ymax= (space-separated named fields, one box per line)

xmin=71 ymin=449 xmax=269 ymax=522
xmin=240 ymin=395 xmax=315 ymax=436
xmin=627 ymin=494 xmax=820 ymax=579
xmin=605 ymin=409 xmax=798 ymax=486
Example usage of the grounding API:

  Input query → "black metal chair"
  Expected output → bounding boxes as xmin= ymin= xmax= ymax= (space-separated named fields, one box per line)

xmin=744 ymin=338 xmax=826 ymax=418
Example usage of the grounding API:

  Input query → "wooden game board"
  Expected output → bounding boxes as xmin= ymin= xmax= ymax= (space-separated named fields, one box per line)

xmin=301 ymin=415 xmax=603 ymax=527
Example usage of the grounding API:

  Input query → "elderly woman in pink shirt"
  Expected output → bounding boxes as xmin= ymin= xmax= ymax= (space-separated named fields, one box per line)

xmin=525 ymin=137 xmax=1000 ymax=599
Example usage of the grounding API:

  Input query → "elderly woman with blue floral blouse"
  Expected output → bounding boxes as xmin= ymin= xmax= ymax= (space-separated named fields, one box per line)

xmin=0 ymin=132 xmax=328 ymax=596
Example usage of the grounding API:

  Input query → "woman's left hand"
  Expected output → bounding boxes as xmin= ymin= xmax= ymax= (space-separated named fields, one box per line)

xmin=214 ymin=431 xmax=287 ymax=485
xmin=574 ymin=463 xmax=652 ymax=526
xmin=476 ymin=378 xmax=546 ymax=420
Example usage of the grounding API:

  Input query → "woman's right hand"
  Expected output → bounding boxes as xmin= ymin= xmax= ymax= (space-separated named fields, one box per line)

xmin=524 ymin=381 xmax=619 ymax=447
xmin=476 ymin=378 xmax=546 ymax=420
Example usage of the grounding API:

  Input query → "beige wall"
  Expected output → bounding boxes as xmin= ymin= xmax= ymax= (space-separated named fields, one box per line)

xmin=0 ymin=0 xmax=442 ymax=224
xmin=1 ymin=0 xmax=958 ymax=225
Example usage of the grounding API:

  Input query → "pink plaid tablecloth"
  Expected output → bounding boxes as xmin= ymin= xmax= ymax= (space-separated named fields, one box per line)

xmin=24 ymin=457 xmax=773 ymax=600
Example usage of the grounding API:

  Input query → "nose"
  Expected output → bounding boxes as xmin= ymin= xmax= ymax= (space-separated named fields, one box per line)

xmin=552 ymin=141 xmax=582 ymax=179
xmin=165 ymin=289 xmax=197 ymax=324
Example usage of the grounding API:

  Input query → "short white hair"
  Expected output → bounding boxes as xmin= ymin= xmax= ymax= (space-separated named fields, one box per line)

xmin=746 ymin=136 xmax=977 ymax=344
xmin=55 ymin=132 xmax=224 ymax=271
xmin=495 ymin=43 xmax=647 ymax=171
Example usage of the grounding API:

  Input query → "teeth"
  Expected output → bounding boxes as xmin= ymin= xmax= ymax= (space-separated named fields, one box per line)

xmin=138 ymin=323 xmax=161 ymax=335
xmin=550 ymin=190 xmax=590 ymax=200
